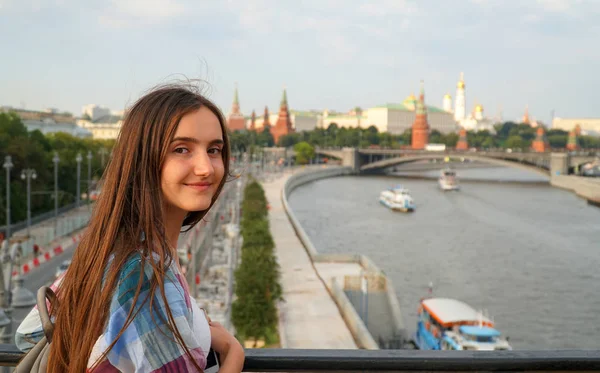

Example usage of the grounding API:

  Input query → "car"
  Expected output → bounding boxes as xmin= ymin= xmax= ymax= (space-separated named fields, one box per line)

xmin=55 ymin=260 xmax=72 ymax=279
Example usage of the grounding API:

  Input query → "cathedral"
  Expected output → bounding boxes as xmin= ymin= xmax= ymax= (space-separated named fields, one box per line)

xmin=443 ymin=73 xmax=496 ymax=133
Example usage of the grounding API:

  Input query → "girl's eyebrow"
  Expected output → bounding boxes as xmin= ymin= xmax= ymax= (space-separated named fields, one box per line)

xmin=171 ymin=137 xmax=224 ymax=146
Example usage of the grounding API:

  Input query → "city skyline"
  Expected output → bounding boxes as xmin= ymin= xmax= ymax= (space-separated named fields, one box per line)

xmin=1 ymin=0 xmax=599 ymax=124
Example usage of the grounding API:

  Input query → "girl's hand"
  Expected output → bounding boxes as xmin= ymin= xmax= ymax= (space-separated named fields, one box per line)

xmin=209 ymin=321 xmax=245 ymax=373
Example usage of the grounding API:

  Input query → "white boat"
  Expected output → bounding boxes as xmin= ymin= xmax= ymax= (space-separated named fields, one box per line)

xmin=439 ymin=168 xmax=459 ymax=191
xmin=379 ymin=185 xmax=415 ymax=212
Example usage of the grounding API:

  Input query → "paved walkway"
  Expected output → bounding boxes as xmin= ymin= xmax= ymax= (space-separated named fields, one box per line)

xmin=263 ymin=171 xmax=358 ymax=349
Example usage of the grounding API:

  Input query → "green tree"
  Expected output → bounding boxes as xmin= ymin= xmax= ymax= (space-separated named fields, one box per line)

xmin=294 ymin=141 xmax=315 ymax=165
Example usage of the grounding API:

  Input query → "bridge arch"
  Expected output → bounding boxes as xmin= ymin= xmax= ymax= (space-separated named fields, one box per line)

xmin=360 ymin=153 xmax=551 ymax=177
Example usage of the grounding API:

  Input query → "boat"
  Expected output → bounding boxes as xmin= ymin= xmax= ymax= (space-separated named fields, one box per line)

xmin=413 ymin=297 xmax=512 ymax=351
xmin=438 ymin=168 xmax=459 ymax=191
xmin=379 ymin=185 xmax=415 ymax=212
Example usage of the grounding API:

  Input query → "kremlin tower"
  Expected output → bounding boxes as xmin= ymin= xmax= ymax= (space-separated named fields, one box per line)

xmin=262 ymin=106 xmax=271 ymax=132
xmin=249 ymin=110 xmax=256 ymax=131
xmin=531 ymin=126 xmax=549 ymax=152
xmin=226 ymin=84 xmax=246 ymax=132
xmin=411 ymin=81 xmax=430 ymax=150
xmin=522 ymin=106 xmax=531 ymax=125
xmin=567 ymin=127 xmax=580 ymax=151
xmin=456 ymin=128 xmax=468 ymax=150
xmin=270 ymin=88 xmax=294 ymax=145
xmin=454 ymin=72 xmax=466 ymax=122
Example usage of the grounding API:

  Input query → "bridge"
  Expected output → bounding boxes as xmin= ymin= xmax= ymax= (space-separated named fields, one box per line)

xmin=307 ymin=148 xmax=598 ymax=178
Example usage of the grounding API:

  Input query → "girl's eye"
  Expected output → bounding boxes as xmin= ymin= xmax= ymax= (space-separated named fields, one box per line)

xmin=208 ymin=147 xmax=222 ymax=155
xmin=174 ymin=147 xmax=189 ymax=154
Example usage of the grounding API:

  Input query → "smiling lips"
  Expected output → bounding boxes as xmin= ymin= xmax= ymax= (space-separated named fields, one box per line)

xmin=185 ymin=182 xmax=212 ymax=191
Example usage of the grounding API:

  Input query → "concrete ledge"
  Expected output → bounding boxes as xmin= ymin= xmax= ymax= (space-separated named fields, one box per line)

xmin=330 ymin=277 xmax=379 ymax=349
xmin=281 ymin=166 xmax=407 ymax=348
xmin=551 ymin=175 xmax=600 ymax=204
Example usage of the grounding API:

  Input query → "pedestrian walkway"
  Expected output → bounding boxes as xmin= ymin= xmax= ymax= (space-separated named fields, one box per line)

xmin=262 ymin=171 xmax=358 ymax=349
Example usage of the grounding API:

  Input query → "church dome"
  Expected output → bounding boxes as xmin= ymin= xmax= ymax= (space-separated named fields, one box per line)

xmin=457 ymin=80 xmax=465 ymax=89
xmin=405 ymin=93 xmax=416 ymax=102
xmin=444 ymin=94 xmax=451 ymax=99
xmin=475 ymin=104 xmax=483 ymax=112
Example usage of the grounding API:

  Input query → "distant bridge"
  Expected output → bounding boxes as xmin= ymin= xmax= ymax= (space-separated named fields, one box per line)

xmin=261 ymin=147 xmax=598 ymax=177
xmin=311 ymin=148 xmax=598 ymax=177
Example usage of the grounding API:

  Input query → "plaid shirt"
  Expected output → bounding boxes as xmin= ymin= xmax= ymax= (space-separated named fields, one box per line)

xmin=16 ymin=253 xmax=211 ymax=372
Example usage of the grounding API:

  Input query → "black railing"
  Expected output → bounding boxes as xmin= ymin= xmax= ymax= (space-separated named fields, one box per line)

xmin=1 ymin=345 xmax=599 ymax=371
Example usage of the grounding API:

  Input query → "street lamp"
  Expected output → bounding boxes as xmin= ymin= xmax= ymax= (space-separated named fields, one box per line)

xmin=20 ymin=169 xmax=37 ymax=238
xmin=52 ymin=152 xmax=60 ymax=236
xmin=2 ymin=156 xmax=12 ymax=244
xmin=98 ymin=147 xmax=108 ymax=168
xmin=0 ymin=243 xmax=36 ymax=351
xmin=76 ymin=153 xmax=82 ymax=208
xmin=87 ymin=151 xmax=92 ymax=207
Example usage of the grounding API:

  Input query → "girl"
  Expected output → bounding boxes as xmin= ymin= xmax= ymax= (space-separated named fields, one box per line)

xmin=16 ymin=83 xmax=245 ymax=372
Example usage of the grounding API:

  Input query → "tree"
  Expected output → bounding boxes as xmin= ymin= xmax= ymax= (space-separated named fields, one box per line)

xmin=505 ymin=135 xmax=527 ymax=149
xmin=294 ymin=141 xmax=315 ymax=165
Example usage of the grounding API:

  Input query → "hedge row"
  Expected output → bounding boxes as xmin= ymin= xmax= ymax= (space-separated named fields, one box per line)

xmin=231 ymin=179 xmax=282 ymax=346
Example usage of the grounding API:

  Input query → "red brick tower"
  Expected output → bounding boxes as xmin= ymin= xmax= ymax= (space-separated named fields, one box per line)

xmin=532 ymin=126 xmax=550 ymax=152
xmin=249 ymin=110 xmax=256 ymax=131
xmin=270 ymin=88 xmax=294 ymax=145
xmin=456 ymin=128 xmax=468 ymax=150
xmin=226 ymin=84 xmax=246 ymax=132
xmin=411 ymin=81 xmax=430 ymax=150
xmin=262 ymin=106 xmax=271 ymax=132
xmin=567 ymin=127 xmax=580 ymax=151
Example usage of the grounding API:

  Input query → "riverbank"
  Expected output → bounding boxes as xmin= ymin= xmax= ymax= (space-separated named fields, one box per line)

xmin=262 ymin=168 xmax=358 ymax=349
xmin=266 ymin=166 xmax=408 ymax=349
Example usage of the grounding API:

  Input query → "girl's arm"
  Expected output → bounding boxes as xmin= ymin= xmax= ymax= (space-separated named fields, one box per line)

xmin=209 ymin=321 xmax=245 ymax=373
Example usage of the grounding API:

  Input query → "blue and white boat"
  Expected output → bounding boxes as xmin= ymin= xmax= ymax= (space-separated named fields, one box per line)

xmin=413 ymin=297 xmax=512 ymax=351
xmin=379 ymin=185 xmax=415 ymax=212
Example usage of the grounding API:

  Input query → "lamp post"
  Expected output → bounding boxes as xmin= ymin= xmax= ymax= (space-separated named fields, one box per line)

xmin=86 ymin=151 xmax=92 ymax=208
xmin=98 ymin=147 xmax=108 ymax=168
xmin=0 ymin=243 xmax=36 ymax=373
xmin=20 ymin=169 xmax=37 ymax=238
xmin=2 ymin=157 xmax=12 ymax=244
xmin=76 ymin=153 xmax=82 ymax=208
xmin=52 ymin=152 xmax=60 ymax=236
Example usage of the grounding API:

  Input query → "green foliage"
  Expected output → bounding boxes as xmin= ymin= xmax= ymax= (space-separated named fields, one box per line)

xmin=293 ymin=141 xmax=315 ymax=165
xmin=228 ymin=120 xmax=600 ymax=154
xmin=232 ymin=178 xmax=282 ymax=345
xmin=0 ymin=112 xmax=112 ymax=226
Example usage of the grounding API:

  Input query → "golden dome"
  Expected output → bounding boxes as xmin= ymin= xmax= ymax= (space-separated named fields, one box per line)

xmin=444 ymin=94 xmax=451 ymax=99
xmin=457 ymin=80 xmax=465 ymax=89
xmin=475 ymin=104 xmax=483 ymax=112
xmin=406 ymin=93 xmax=416 ymax=101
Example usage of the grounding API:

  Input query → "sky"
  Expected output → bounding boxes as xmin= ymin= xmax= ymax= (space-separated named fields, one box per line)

xmin=1 ymin=0 xmax=599 ymax=124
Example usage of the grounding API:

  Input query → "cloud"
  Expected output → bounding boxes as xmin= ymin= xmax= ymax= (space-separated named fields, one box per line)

xmin=98 ymin=0 xmax=186 ymax=28
xmin=358 ymin=0 xmax=417 ymax=16
xmin=536 ymin=0 xmax=580 ymax=12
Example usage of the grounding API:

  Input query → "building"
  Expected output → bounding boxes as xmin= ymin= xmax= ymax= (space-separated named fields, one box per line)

xmin=368 ymin=97 xmax=458 ymax=135
xmin=77 ymin=115 xmax=123 ymax=139
xmin=446 ymin=73 xmax=496 ymax=133
xmin=531 ymin=126 xmax=550 ymax=152
xmin=82 ymin=104 xmax=111 ymax=122
xmin=226 ymin=85 xmax=246 ymax=132
xmin=552 ymin=117 xmax=600 ymax=136
xmin=411 ymin=82 xmax=429 ymax=149
xmin=270 ymin=89 xmax=294 ymax=144
xmin=456 ymin=128 xmax=468 ymax=150
xmin=1 ymin=107 xmax=92 ymax=138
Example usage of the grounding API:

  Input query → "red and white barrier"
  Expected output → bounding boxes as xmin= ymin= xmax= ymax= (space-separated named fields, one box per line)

xmin=13 ymin=232 xmax=85 ymax=277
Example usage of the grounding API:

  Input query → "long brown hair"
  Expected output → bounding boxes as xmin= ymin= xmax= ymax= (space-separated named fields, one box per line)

xmin=48 ymin=83 xmax=231 ymax=372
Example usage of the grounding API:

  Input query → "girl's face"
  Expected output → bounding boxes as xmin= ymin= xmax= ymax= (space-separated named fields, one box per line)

xmin=161 ymin=107 xmax=225 ymax=219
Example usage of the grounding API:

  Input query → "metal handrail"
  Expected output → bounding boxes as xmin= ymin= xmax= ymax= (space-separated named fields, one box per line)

xmin=0 ymin=346 xmax=599 ymax=370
